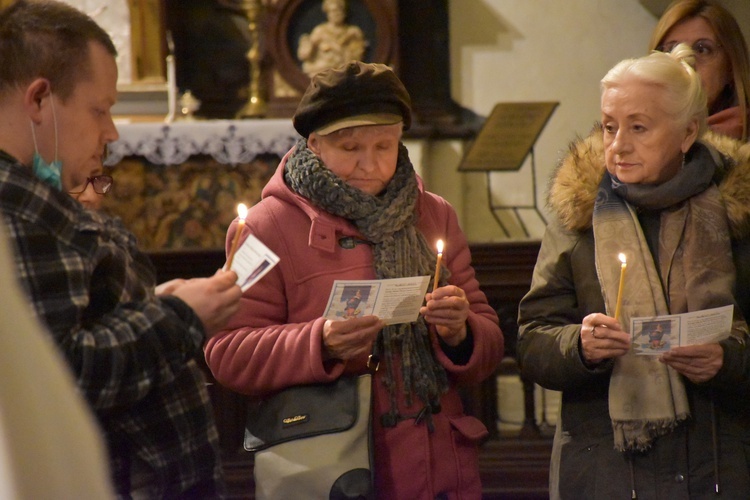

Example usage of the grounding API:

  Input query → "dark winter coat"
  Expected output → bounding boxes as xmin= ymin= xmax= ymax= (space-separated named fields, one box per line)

xmin=518 ymin=128 xmax=750 ymax=499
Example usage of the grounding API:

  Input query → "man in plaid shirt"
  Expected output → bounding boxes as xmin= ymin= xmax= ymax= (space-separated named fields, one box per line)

xmin=0 ymin=1 xmax=242 ymax=497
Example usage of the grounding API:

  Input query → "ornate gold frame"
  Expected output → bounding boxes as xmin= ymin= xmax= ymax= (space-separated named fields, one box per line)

xmin=127 ymin=0 xmax=167 ymax=84
xmin=269 ymin=0 xmax=397 ymax=91
xmin=1 ymin=0 xmax=166 ymax=85
xmin=265 ymin=0 xmax=398 ymax=116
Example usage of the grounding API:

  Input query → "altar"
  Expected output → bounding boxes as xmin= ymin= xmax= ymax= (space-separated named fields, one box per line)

xmin=102 ymin=119 xmax=300 ymax=250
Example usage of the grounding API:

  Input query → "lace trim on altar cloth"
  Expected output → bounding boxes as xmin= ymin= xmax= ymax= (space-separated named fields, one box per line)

xmin=106 ymin=120 xmax=300 ymax=166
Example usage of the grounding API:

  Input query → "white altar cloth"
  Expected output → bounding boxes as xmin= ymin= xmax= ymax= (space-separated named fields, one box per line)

xmin=106 ymin=119 xmax=300 ymax=166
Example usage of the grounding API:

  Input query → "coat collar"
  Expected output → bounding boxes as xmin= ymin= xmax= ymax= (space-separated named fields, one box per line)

xmin=548 ymin=124 xmax=750 ymax=239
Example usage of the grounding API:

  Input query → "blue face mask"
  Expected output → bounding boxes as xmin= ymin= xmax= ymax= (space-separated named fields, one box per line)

xmin=32 ymin=153 xmax=62 ymax=190
xmin=30 ymin=92 xmax=63 ymax=190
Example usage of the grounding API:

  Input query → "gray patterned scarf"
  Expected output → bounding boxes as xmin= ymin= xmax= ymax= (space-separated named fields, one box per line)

xmin=284 ymin=138 xmax=449 ymax=424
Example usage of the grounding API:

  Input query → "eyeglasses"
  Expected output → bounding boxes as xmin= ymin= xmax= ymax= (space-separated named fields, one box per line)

xmin=68 ymin=175 xmax=114 ymax=195
xmin=657 ymin=39 xmax=722 ymax=62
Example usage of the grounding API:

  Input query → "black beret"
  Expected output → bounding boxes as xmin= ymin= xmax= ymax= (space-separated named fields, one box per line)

xmin=293 ymin=60 xmax=412 ymax=137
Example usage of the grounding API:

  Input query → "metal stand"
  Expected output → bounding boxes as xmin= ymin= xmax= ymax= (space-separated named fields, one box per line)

xmin=485 ymin=146 xmax=547 ymax=238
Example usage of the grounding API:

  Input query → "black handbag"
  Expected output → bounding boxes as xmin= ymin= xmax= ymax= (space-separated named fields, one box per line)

xmin=244 ymin=374 xmax=374 ymax=500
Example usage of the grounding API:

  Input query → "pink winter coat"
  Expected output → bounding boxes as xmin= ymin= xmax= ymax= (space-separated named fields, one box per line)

xmin=205 ymin=150 xmax=504 ymax=499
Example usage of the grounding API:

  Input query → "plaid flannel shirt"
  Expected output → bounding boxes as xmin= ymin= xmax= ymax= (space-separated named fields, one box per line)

xmin=0 ymin=151 xmax=224 ymax=498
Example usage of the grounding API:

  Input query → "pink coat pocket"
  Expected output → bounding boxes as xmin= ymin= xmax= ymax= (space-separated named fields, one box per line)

xmin=449 ymin=415 xmax=489 ymax=443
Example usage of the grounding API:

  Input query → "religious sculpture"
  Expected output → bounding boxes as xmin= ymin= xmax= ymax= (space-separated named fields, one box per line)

xmin=297 ymin=0 xmax=367 ymax=77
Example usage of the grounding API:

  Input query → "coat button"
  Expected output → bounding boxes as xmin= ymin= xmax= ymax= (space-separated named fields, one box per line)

xmin=674 ymin=474 xmax=685 ymax=483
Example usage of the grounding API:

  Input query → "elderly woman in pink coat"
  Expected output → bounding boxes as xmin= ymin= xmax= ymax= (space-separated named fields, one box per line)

xmin=205 ymin=61 xmax=504 ymax=499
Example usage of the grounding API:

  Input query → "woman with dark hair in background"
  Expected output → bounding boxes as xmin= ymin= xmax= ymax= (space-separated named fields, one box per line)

xmin=650 ymin=0 xmax=750 ymax=140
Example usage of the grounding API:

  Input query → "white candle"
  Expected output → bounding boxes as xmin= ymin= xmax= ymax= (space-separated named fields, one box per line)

xmin=164 ymin=31 xmax=177 ymax=122
xmin=165 ymin=54 xmax=176 ymax=123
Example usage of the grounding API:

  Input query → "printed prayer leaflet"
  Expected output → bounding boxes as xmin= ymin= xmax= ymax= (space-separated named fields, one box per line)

xmin=225 ymin=234 xmax=279 ymax=291
xmin=323 ymin=276 xmax=431 ymax=325
xmin=630 ymin=305 xmax=733 ymax=355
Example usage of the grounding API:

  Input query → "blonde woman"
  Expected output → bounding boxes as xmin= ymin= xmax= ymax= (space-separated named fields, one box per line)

xmin=518 ymin=45 xmax=750 ymax=498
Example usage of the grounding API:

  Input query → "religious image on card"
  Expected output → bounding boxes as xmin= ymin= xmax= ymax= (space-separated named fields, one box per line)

xmin=632 ymin=319 xmax=675 ymax=354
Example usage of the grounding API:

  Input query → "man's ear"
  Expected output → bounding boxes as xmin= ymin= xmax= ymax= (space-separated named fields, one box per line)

xmin=23 ymin=78 xmax=52 ymax=123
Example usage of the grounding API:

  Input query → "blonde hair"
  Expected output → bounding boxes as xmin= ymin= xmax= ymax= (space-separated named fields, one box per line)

xmin=649 ymin=0 xmax=750 ymax=140
xmin=602 ymin=44 xmax=708 ymax=136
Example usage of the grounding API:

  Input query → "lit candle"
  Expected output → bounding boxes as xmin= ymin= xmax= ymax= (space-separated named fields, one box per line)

xmin=433 ymin=239 xmax=444 ymax=293
xmin=226 ymin=203 xmax=248 ymax=270
xmin=614 ymin=253 xmax=627 ymax=320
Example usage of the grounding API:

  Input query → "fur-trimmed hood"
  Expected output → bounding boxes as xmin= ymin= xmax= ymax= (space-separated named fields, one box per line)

xmin=548 ymin=124 xmax=750 ymax=239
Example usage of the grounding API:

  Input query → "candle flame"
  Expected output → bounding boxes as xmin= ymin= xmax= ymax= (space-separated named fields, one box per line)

xmin=436 ymin=239 xmax=444 ymax=255
xmin=237 ymin=203 xmax=248 ymax=220
xmin=618 ymin=253 xmax=626 ymax=265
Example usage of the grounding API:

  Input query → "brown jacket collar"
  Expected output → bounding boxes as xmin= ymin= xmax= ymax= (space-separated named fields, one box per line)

xmin=547 ymin=124 xmax=750 ymax=239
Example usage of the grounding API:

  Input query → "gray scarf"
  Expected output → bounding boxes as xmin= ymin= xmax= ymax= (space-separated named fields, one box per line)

xmin=285 ymin=138 xmax=449 ymax=423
